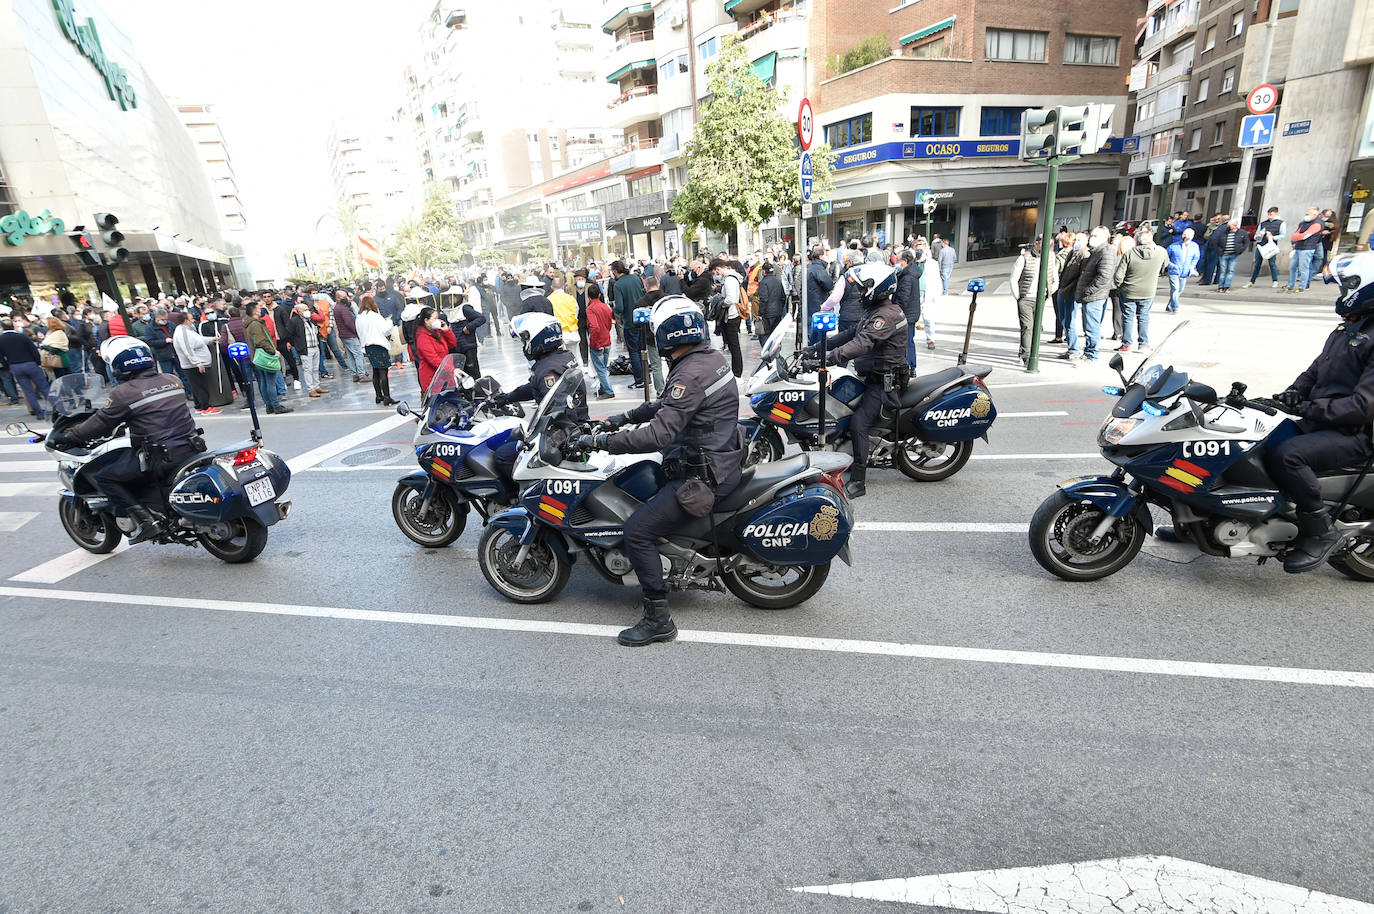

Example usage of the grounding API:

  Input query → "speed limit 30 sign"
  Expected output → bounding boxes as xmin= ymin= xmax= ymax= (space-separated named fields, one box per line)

xmin=1247 ymin=84 xmax=1278 ymax=115
xmin=798 ymin=97 xmax=814 ymax=151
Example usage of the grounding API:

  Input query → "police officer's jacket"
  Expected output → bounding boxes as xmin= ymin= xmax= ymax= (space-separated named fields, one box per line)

xmin=828 ymin=300 xmax=908 ymax=377
xmin=71 ymin=370 xmax=198 ymax=450
xmin=1291 ymin=314 xmax=1374 ymax=429
xmin=606 ymin=343 xmax=744 ymax=485
xmin=508 ymin=349 xmax=588 ymax=421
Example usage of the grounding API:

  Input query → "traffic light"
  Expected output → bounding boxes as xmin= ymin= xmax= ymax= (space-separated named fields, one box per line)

xmin=921 ymin=193 xmax=936 ymax=214
xmin=93 ymin=212 xmax=128 ymax=263
xmin=1081 ymin=104 xmax=1115 ymax=154
xmin=1054 ymin=106 xmax=1093 ymax=155
xmin=1149 ymin=162 xmax=1167 ymax=186
xmin=1021 ymin=108 xmax=1057 ymax=160
xmin=1168 ymin=159 xmax=1187 ymax=183
xmin=68 ymin=226 xmax=100 ymax=267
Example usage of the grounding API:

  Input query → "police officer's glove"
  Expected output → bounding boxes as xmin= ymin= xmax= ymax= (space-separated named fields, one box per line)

xmin=489 ymin=392 xmax=511 ymax=407
xmin=1272 ymin=389 xmax=1304 ymax=413
xmin=570 ymin=433 xmax=607 ymax=455
xmin=45 ymin=428 xmax=77 ymax=449
xmin=598 ymin=413 xmax=628 ymax=432
xmin=798 ymin=358 xmax=822 ymax=373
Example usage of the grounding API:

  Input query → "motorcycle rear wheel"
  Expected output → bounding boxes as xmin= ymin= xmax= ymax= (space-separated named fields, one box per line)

xmin=478 ymin=525 xmax=570 ymax=604
xmin=895 ymin=438 xmax=973 ymax=481
xmin=1029 ymin=490 xmax=1144 ymax=581
xmin=1328 ymin=538 xmax=1374 ymax=580
xmin=198 ymin=517 xmax=269 ymax=564
xmin=392 ymin=483 xmax=467 ymax=547
xmin=58 ymin=497 xmax=121 ymax=554
xmin=722 ymin=561 xmax=830 ymax=609
xmin=742 ymin=428 xmax=785 ymax=467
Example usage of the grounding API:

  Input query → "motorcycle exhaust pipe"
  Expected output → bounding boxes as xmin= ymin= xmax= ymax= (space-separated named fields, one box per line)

xmin=277 ymin=500 xmax=293 ymax=520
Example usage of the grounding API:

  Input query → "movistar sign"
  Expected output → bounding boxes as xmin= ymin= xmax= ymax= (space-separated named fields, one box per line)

xmin=52 ymin=0 xmax=137 ymax=110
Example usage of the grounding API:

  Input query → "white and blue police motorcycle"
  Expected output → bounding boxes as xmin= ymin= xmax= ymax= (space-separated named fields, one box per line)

xmin=1029 ymin=322 xmax=1374 ymax=581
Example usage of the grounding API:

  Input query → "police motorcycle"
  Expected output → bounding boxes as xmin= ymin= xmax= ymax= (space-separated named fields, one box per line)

xmin=739 ymin=315 xmax=997 ymax=481
xmin=8 ymin=343 xmax=291 ymax=563
xmin=391 ymin=355 xmax=525 ymax=546
xmin=1029 ymin=320 xmax=1374 ymax=581
xmin=475 ymin=370 xmax=856 ymax=608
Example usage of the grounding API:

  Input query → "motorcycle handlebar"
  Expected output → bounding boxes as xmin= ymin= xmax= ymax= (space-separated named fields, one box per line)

xmin=1226 ymin=393 xmax=1278 ymax=416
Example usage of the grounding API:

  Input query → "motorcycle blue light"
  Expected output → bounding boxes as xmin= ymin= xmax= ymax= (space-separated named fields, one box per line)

xmin=1142 ymin=401 xmax=1168 ymax=417
xmin=1102 ymin=385 xmax=1124 ymax=396
xmin=750 ymin=393 xmax=767 ymax=406
xmin=633 ymin=307 xmax=652 ymax=324
xmin=27 ymin=435 xmax=39 ymax=444
xmin=226 ymin=342 xmax=249 ymax=360
xmin=812 ymin=311 xmax=837 ymax=331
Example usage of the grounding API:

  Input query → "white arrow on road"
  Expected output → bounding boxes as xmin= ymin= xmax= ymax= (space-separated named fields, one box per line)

xmin=792 ymin=855 xmax=1374 ymax=912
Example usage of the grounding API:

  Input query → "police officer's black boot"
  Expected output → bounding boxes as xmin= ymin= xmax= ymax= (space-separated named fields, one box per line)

xmin=617 ymin=596 xmax=677 ymax=647
xmin=845 ymin=466 xmax=867 ymax=499
xmin=1283 ymin=509 xmax=1342 ymax=574
xmin=126 ymin=505 xmax=166 ymax=544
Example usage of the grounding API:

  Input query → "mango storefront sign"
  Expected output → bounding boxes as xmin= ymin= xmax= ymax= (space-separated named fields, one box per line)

xmin=52 ymin=0 xmax=137 ymax=110
xmin=1 ymin=210 xmax=65 ymax=246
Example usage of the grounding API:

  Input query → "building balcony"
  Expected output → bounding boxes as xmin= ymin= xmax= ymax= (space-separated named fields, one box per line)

xmin=604 ymin=30 xmax=655 ymax=80
xmin=1139 ymin=0 xmax=1199 ymax=58
xmin=1127 ymin=137 xmax=1183 ymax=176
xmin=1149 ymin=58 xmax=1192 ymax=92
xmin=610 ymin=140 xmax=663 ymax=174
xmin=601 ymin=2 xmax=651 ymax=35
xmin=604 ymin=189 xmax=677 ymax=225
xmin=607 ymin=84 xmax=660 ymax=129
xmin=738 ymin=11 xmax=806 ymax=62
xmin=1131 ymin=106 xmax=1186 ymax=137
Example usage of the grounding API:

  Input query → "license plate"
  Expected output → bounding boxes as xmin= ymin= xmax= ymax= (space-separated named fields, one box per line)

xmin=245 ymin=476 xmax=275 ymax=506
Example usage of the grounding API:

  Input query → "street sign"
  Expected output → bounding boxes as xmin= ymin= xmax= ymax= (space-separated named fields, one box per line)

xmin=797 ymin=97 xmax=814 ymax=151
xmin=1247 ymin=83 xmax=1279 ymax=115
xmin=792 ymin=855 xmax=1374 ymax=912
xmin=801 ymin=203 xmax=813 ymax=219
xmin=1284 ymin=119 xmax=1312 ymax=137
xmin=799 ymin=151 xmax=814 ymax=203
xmin=1239 ymin=113 xmax=1275 ymax=148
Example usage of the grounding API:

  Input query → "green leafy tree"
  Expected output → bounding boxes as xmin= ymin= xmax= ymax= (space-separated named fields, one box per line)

xmin=828 ymin=35 xmax=892 ymax=76
xmin=383 ymin=218 xmax=425 ymax=271
xmin=415 ymin=182 xmax=467 ymax=270
xmin=670 ymin=35 xmax=834 ymax=242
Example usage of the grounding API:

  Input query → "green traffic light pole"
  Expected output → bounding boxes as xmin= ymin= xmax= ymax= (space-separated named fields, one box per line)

xmin=1155 ymin=180 xmax=1172 ymax=234
xmin=1026 ymin=153 xmax=1078 ymax=373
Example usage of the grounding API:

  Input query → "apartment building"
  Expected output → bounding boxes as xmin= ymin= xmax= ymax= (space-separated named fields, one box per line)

xmin=176 ymin=103 xmax=253 ymax=285
xmin=810 ymin=0 xmax=1142 ymax=262
xmin=326 ymin=121 xmax=417 ymax=240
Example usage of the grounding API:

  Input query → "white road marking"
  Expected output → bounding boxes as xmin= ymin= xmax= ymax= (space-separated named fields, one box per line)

xmin=301 ymin=464 xmax=413 ymax=472
xmin=994 ymin=410 xmax=1068 ymax=418
xmin=198 ymin=407 xmax=403 ymax=419
xmin=791 ymin=855 xmax=1374 ymax=912
xmin=0 ymin=585 xmax=1369 ymax=690
xmin=854 ymin=522 xmax=1026 ymax=533
xmin=970 ymin=452 xmax=1100 ymax=460
xmin=285 ymin=413 xmax=411 ymax=473
xmin=0 ymin=461 xmax=62 ymax=473
xmin=0 ymin=444 xmax=46 ymax=454
xmin=0 ymin=482 xmax=56 ymax=497
xmin=8 ymin=544 xmax=130 ymax=583
xmin=0 ymin=511 xmax=38 ymax=531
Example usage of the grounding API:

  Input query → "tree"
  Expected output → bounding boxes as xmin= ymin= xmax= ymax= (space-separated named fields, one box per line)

xmin=828 ymin=35 xmax=892 ymax=76
xmin=385 ymin=183 xmax=468 ymax=272
xmin=670 ymin=35 xmax=834 ymax=242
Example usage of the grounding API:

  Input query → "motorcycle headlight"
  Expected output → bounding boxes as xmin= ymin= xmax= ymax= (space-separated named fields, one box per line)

xmin=1098 ymin=417 xmax=1142 ymax=447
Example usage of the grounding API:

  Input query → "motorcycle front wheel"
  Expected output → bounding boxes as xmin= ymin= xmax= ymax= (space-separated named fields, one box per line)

xmin=1029 ymin=490 xmax=1145 ymax=581
xmin=58 ymin=497 xmax=121 ymax=553
xmin=722 ymin=561 xmax=830 ymax=609
xmin=478 ymin=525 xmax=570 ymax=604
xmin=895 ymin=438 xmax=973 ymax=481
xmin=392 ymin=483 xmax=467 ymax=547
xmin=742 ymin=428 xmax=785 ymax=467
xmin=198 ymin=517 xmax=269 ymax=564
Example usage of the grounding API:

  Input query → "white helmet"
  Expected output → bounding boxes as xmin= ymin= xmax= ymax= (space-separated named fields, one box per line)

xmin=845 ymin=262 xmax=897 ymax=307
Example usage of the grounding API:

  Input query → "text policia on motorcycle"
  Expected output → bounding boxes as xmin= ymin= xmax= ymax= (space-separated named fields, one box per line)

xmin=16 ymin=241 xmax=1374 ymax=646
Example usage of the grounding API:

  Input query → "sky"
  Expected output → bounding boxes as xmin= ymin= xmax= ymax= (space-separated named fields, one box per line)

xmin=118 ymin=0 xmax=435 ymax=275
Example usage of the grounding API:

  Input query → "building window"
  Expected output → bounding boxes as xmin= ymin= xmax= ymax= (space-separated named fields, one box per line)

xmin=1203 ymin=25 xmax=1217 ymax=51
xmin=824 ymin=113 xmax=873 ymax=149
xmin=1150 ymin=130 xmax=1173 ymax=156
xmin=592 ymin=185 xmax=624 ymax=206
xmin=1212 ymin=121 xmax=1226 ymax=145
xmin=1064 ymin=34 xmax=1118 ymax=66
xmin=1231 ymin=11 xmax=1245 ymax=37
xmin=697 ymin=35 xmax=718 ymax=61
xmin=906 ymin=33 xmax=951 ymax=59
xmin=1197 ymin=76 xmax=1210 ymax=102
xmin=1221 ymin=67 xmax=1235 ymax=92
xmin=1137 ymin=97 xmax=1155 ymax=120
xmin=1189 ymin=127 xmax=1202 ymax=150
xmin=910 ymin=106 xmax=961 ymax=137
xmin=984 ymin=28 xmax=1046 ymax=62
xmin=629 ymin=173 xmax=663 ymax=196
xmin=979 ymin=106 xmax=1026 ymax=136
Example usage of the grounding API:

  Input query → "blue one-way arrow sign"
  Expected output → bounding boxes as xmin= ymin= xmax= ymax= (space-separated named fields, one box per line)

xmin=800 ymin=151 xmax=814 ymax=203
xmin=1240 ymin=113 xmax=1276 ymax=148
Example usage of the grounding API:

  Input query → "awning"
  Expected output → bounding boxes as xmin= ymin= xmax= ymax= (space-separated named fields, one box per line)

xmin=899 ymin=15 xmax=956 ymax=45
xmin=606 ymin=58 xmax=656 ymax=83
xmin=749 ymin=52 xmax=777 ymax=84
xmin=601 ymin=3 xmax=651 ymax=34
xmin=725 ymin=0 xmax=772 ymax=15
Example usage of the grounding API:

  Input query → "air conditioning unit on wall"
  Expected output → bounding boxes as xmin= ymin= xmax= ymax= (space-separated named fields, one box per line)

xmin=668 ymin=13 xmax=684 ymax=28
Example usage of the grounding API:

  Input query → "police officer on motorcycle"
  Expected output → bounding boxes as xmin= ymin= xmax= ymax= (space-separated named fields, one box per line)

xmin=574 ymin=296 xmax=744 ymax=647
xmin=492 ymin=313 xmax=588 ymax=482
xmin=47 ymin=337 xmax=200 ymax=543
xmin=1264 ymin=250 xmax=1374 ymax=573
xmin=802 ymin=263 xmax=907 ymax=498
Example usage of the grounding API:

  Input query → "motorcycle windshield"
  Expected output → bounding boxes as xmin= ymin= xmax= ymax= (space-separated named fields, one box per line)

xmin=1125 ymin=319 xmax=1191 ymax=385
xmin=758 ymin=316 xmax=795 ymax=366
xmin=527 ymin=368 xmax=583 ymax=437
xmin=48 ymin=372 xmax=106 ymax=418
xmin=425 ymin=355 xmax=474 ymax=398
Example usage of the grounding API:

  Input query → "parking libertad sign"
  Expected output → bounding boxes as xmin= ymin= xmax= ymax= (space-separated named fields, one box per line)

xmin=52 ymin=0 xmax=137 ymax=110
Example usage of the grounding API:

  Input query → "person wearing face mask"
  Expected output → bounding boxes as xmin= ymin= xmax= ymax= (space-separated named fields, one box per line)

xmin=142 ymin=305 xmax=190 ymax=396
xmin=415 ymin=307 xmax=457 ymax=393
xmin=1055 ymin=232 xmax=1090 ymax=350
xmin=572 ymin=270 xmax=592 ymax=363
xmin=1062 ymin=226 xmax=1119 ymax=364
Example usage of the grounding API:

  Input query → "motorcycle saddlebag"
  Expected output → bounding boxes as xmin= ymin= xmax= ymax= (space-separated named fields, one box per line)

xmin=912 ymin=385 xmax=996 ymax=443
xmin=734 ymin=484 xmax=853 ymax=567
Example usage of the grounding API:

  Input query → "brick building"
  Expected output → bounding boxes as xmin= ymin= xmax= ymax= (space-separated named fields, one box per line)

xmin=807 ymin=0 xmax=1143 ymax=261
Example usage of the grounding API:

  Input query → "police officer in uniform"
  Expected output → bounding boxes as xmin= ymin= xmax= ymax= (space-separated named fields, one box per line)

xmin=48 ymin=338 xmax=200 ymax=543
xmin=1263 ymin=250 xmax=1374 ymax=572
xmin=574 ymin=296 xmax=744 ymax=646
xmin=803 ymin=263 xmax=906 ymax=499
xmin=491 ymin=313 xmax=588 ymax=483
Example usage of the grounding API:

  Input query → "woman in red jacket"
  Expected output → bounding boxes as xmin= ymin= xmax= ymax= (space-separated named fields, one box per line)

xmin=414 ymin=307 xmax=457 ymax=392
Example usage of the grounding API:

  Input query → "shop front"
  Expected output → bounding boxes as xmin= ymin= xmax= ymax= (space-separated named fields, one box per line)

xmin=624 ymin=212 xmax=679 ymax=261
xmin=553 ymin=211 xmax=605 ymax=264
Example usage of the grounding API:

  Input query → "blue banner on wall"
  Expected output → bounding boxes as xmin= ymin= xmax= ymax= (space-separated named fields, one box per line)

xmin=831 ymin=136 xmax=1136 ymax=171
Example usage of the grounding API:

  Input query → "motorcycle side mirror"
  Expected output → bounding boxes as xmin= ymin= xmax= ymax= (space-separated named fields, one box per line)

xmin=1184 ymin=382 xmax=1218 ymax=406
xmin=395 ymin=401 xmax=412 ymax=417
xmin=1108 ymin=352 xmax=1129 ymax=386
xmin=6 ymin=422 xmax=30 ymax=436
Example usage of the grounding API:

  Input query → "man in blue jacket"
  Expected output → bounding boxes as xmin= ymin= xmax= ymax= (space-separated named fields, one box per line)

xmin=1165 ymin=228 xmax=1201 ymax=313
